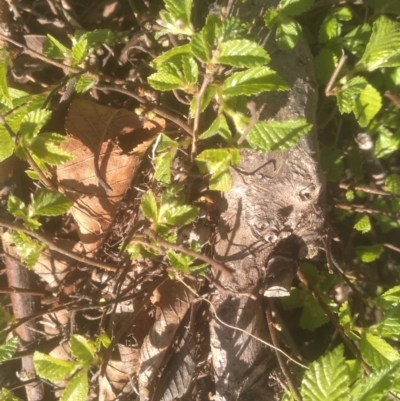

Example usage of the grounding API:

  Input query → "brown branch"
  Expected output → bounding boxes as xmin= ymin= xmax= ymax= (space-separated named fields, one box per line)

xmin=137 ymin=229 xmax=234 ymax=279
xmin=335 ymin=203 xmax=397 ymax=217
xmin=95 ymin=85 xmax=194 ymax=137
xmin=0 ymin=33 xmax=132 ymax=86
xmin=0 ymin=218 xmax=118 ymax=271
xmin=237 ymin=100 xmax=258 ymax=145
xmin=339 ymin=183 xmax=394 ymax=197
xmin=325 ymin=51 xmax=347 ymax=97
xmin=266 ymin=300 xmax=303 ymax=401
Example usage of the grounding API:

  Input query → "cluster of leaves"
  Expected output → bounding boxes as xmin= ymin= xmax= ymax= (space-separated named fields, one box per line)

xmin=43 ymin=29 xmax=125 ymax=93
xmin=6 ymin=189 xmax=72 ymax=268
xmin=281 ymin=283 xmax=400 ymax=400
xmin=33 ymin=333 xmax=110 ymax=401
xmin=148 ymin=0 xmax=313 ymax=191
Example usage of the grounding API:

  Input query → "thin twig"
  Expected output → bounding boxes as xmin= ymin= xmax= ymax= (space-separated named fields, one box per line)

xmin=95 ymin=85 xmax=193 ymax=136
xmin=339 ymin=183 xmax=394 ymax=197
xmin=142 ymin=229 xmax=234 ymax=279
xmin=266 ymin=300 xmax=303 ymax=401
xmin=0 ymin=287 xmax=49 ymax=297
xmin=0 ymin=218 xmax=118 ymax=271
xmin=0 ymin=33 xmax=132 ymax=86
xmin=325 ymin=51 xmax=347 ymax=97
xmin=335 ymin=203 xmax=397 ymax=217
xmin=176 ymin=277 xmax=307 ymax=369
xmin=192 ymin=74 xmax=213 ymax=158
xmin=383 ymin=243 xmax=400 ymax=254
xmin=297 ymin=269 xmax=371 ymax=373
xmin=237 ymin=100 xmax=258 ymax=145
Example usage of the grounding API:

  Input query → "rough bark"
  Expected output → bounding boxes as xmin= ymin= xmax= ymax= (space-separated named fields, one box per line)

xmin=208 ymin=2 xmax=325 ymax=399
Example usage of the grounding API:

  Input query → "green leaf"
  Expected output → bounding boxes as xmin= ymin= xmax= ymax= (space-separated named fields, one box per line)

xmin=0 ymin=337 xmax=18 ymax=363
xmin=199 ymin=115 xmax=232 ymax=142
xmin=368 ymin=0 xmax=400 ymax=15
xmin=336 ymin=76 xmax=367 ymax=114
xmin=190 ymin=14 xmax=217 ymax=62
xmin=247 ymin=119 xmax=312 ymax=152
xmin=356 ymin=16 xmax=400 ymax=72
xmin=96 ymin=331 xmax=111 ymax=349
xmin=0 ymin=388 xmax=23 ymax=401
xmin=279 ymin=0 xmax=314 ymax=16
xmin=222 ymin=67 xmax=289 ymax=98
xmin=43 ymin=34 xmax=70 ymax=59
xmin=33 ymin=351 xmax=79 ymax=382
xmin=315 ymin=48 xmax=339 ymax=84
xmin=189 ymin=85 xmax=216 ymax=117
xmin=353 ymin=362 xmax=399 ymax=401
xmin=0 ymin=50 xmax=12 ymax=109
xmin=7 ymin=196 xmax=28 ymax=220
xmin=216 ymin=17 xmax=250 ymax=42
xmin=182 ymin=56 xmax=198 ymax=86
xmin=125 ymin=243 xmax=142 ymax=260
xmin=301 ymin=345 xmax=350 ymax=401
xmin=356 ymin=244 xmax=383 ymax=263
xmin=159 ymin=204 xmax=199 ymax=226
xmin=70 ymin=335 xmax=95 ymax=364
xmin=154 ymin=152 xmax=174 ymax=184
xmin=341 ymin=23 xmax=372 ymax=58
xmin=71 ymin=38 xmax=88 ymax=66
xmin=375 ymin=126 xmax=400 ymax=159
xmin=163 ymin=0 xmax=193 ymax=30
xmin=29 ymin=133 xmax=74 ymax=165
xmin=79 ymin=29 xmax=115 ymax=47
xmin=264 ymin=9 xmax=280 ymax=27
xmin=151 ymin=44 xmax=191 ymax=68
xmin=318 ymin=7 xmax=352 ymax=43
xmin=373 ymin=304 xmax=400 ymax=340
xmin=31 ymin=189 xmax=72 ymax=217
xmin=0 ymin=123 xmax=15 ymax=162
xmin=384 ymin=174 xmax=400 ymax=195
xmin=196 ymin=148 xmax=240 ymax=191
xmin=148 ymin=65 xmax=183 ymax=91
xmin=74 ymin=75 xmax=98 ymax=93
xmin=354 ymin=215 xmax=371 ymax=233
xmin=167 ymin=249 xmax=193 ymax=273
xmin=346 ymin=190 xmax=355 ymax=202
xmin=12 ymin=231 xmax=45 ymax=268
xmin=140 ymin=190 xmax=158 ymax=222
xmin=360 ymin=332 xmax=400 ymax=369
xmin=19 ymin=109 xmax=52 ymax=141
xmin=375 ymin=285 xmax=400 ymax=309
xmin=353 ymin=82 xmax=381 ymax=127
xmin=60 ymin=368 xmax=88 ymax=401
xmin=275 ymin=15 xmax=302 ymax=50
xmin=217 ymin=39 xmax=270 ymax=67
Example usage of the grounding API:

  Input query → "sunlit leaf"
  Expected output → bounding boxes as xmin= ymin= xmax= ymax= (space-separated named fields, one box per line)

xmin=222 ymin=67 xmax=289 ymax=97
xmin=70 ymin=335 xmax=95 ymax=364
xmin=60 ymin=368 xmax=88 ymax=401
xmin=354 ymin=215 xmax=371 ymax=234
xmin=31 ymin=189 xmax=72 ymax=217
xmin=33 ymin=351 xmax=79 ymax=383
xmin=140 ymin=190 xmax=158 ymax=222
xmin=301 ymin=345 xmax=350 ymax=401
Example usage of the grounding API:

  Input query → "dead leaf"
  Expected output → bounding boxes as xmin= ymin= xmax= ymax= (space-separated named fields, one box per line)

xmin=52 ymin=98 xmax=164 ymax=254
xmin=138 ymin=278 xmax=199 ymax=400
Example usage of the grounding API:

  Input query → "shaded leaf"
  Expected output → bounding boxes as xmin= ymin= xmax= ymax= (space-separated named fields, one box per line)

xmin=7 ymin=196 xmax=28 ymax=220
xmin=276 ymin=15 xmax=302 ymax=50
xmin=373 ymin=304 xmax=400 ymax=340
xmin=43 ymin=34 xmax=70 ymax=59
xmin=356 ymin=244 xmax=383 ymax=263
xmin=384 ymin=174 xmax=400 ymax=195
xmin=19 ymin=109 xmax=52 ymax=140
xmin=0 ymin=51 xmax=12 ymax=108
xmin=74 ymin=75 xmax=98 ymax=93
xmin=279 ymin=0 xmax=314 ymax=16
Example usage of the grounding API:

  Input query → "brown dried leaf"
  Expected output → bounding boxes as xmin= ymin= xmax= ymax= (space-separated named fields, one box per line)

xmin=52 ymin=98 xmax=164 ymax=253
xmin=138 ymin=278 xmax=199 ymax=401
